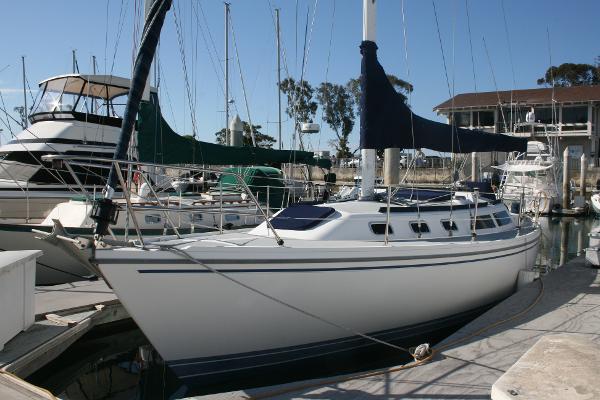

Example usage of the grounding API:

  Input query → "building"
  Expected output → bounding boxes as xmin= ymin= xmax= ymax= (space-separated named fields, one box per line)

xmin=433 ymin=85 xmax=600 ymax=166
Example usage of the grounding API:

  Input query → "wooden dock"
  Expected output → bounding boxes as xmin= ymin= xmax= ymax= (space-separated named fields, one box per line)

xmin=0 ymin=279 xmax=127 ymax=399
xmin=196 ymin=256 xmax=600 ymax=400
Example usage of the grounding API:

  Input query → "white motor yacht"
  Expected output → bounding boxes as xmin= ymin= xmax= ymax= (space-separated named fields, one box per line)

xmin=0 ymin=74 xmax=155 ymax=221
xmin=497 ymin=140 xmax=561 ymax=214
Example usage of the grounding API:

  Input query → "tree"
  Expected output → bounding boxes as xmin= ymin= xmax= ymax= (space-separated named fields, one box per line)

xmin=316 ymin=82 xmax=355 ymax=159
xmin=215 ymin=122 xmax=276 ymax=148
xmin=278 ymin=78 xmax=318 ymax=148
xmin=537 ymin=63 xmax=600 ymax=87
xmin=346 ymin=74 xmax=413 ymax=111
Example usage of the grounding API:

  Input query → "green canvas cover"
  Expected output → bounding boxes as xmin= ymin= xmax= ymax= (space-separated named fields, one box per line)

xmin=219 ymin=166 xmax=285 ymax=208
xmin=137 ymin=101 xmax=331 ymax=169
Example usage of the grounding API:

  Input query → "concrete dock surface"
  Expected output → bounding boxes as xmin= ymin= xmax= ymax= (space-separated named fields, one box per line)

xmin=0 ymin=278 xmax=126 ymax=399
xmin=34 ymin=279 xmax=116 ymax=316
xmin=196 ymin=256 xmax=600 ymax=400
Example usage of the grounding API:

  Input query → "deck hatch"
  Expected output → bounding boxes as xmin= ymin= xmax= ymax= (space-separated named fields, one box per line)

xmin=270 ymin=205 xmax=335 ymax=230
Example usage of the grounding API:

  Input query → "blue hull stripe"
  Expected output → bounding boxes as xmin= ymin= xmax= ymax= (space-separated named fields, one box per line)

xmin=166 ymin=302 xmax=495 ymax=380
xmin=137 ymin=241 xmax=538 ymax=274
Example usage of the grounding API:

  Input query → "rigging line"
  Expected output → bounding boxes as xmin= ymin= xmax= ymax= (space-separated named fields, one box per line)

xmin=465 ymin=0 xmax=477 ymax=93
xmin=546 ymin=27 xmax=557 ymax=125
xmin=401 ymin=0 xmax=417 ymax=195
xmin=172 ymin=5 xmax=199 ymax=140
xmin=448 ymin=1 xmax=459 ymax=223
xmin=0 ymin=90 xmax=14 ymax=135
xmin=192 ymin=1 xmax=200 ymax=132
xmin=193 ymin=3 xmax=239 ymax=115
xmin=109 ymin=0 xmax=130 ymax=77
xmin=300 ymin=0 xmax=319 ymax=86
xmin=431 ymin=0 xmax=460 ymax=200
xmin=432 ymin=1 xmax=452 ymax=100
xmin=295 ymin=0 xmax=299 ymax=75
xmin=500 ymin=0 xmax=516 ymax=130
xmin=266 ymin=0 xmax=293 ymax=85
xmin=229 ymin=12 xmax=257 ymax=147
xmin=104 ymin=0 xmax=110 ymax=74
xmin=197 ymin=1 xmax=225 ymax=78
xmin=158 ymin=61 xmax=179 ymax=133
xmin=482 ymin=36 xmax=508 ymax=133
xmin=24 ymin=76 xmax=36 ymax=107
xmin=316 ymin=0 xmax=336 ymax=154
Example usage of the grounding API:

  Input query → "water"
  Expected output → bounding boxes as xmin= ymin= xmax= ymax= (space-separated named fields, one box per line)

xmin=28 ymin=216 xmax=600 ymax=399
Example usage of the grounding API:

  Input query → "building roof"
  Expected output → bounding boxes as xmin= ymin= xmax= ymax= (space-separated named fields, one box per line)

xmin=434 ymin=85 xmax=600 ymax=111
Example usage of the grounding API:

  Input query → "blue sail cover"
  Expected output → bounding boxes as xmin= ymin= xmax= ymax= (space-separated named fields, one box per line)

xmin=359 ymin=41 xmax=527 ymax=153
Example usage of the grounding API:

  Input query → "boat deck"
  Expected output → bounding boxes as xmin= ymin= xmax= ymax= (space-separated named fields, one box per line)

xmin=195 ymin=256 xmax=600 ymax=400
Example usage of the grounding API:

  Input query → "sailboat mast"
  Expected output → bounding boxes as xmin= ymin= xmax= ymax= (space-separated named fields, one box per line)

xmin=224 ymin=2 xmax=230 ymax=145
xmin=276 ymin=8 xmax=282 ymax=150
xmin=21 ymin=56 xmax=27 ymax=129
xmin=360 ymin=0 xmax=376 ymax=200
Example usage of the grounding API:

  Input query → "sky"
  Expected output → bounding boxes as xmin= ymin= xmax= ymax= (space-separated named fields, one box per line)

xmin=0 ymin=0 xmax=599 ymax=155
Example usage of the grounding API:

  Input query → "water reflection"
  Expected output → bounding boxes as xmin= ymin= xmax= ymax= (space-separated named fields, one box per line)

xmin=28 ymin=216 xmax=600 ymax=399
xmin=537 ymin=216 xmax=597 ymax=271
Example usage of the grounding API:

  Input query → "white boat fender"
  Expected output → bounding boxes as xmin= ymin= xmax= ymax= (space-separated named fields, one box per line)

xmin=411 ymin=343 xmax=432 ymax=361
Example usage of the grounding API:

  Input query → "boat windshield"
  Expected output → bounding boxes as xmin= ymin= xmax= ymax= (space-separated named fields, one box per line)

xmin=30 ymin=75 xmax=130 ymax=122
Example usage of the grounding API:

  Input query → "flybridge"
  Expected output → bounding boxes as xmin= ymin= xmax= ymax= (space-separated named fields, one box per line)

xmin=28 ymin=74 xmax=158 ymax=127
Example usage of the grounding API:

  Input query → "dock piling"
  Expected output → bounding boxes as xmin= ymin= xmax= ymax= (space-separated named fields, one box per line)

xmin=562 ymin=147 xmax=570 ymax=210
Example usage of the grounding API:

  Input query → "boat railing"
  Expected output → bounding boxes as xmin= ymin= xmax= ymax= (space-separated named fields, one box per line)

xmin=41 ymin=154 xmax=285 ymax=246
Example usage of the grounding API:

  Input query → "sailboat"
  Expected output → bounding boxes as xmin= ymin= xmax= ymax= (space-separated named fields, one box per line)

xmin=72 ymin=0 xmax=540 ymax=388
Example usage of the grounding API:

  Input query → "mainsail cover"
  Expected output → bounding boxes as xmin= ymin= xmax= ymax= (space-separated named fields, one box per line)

xmin=359 ymin=41 xmax=527 ymax=153
xmin=137 ymin=100 xmax=332 ymax=169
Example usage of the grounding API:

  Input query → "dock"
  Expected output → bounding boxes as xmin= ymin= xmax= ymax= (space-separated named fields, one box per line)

xmin=0 ymin=258 xmax=127 ymax=400
xmin=196 ymin=256 xmax=600 ymax=400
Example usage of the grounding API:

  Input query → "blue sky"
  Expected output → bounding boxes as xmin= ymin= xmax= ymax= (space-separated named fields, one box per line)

xmin=1 ymin=0 xmax=599 ymax=154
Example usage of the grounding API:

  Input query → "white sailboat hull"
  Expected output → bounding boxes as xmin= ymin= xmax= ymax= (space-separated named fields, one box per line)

xmin=96 ymin=227 xmax=539 ymax=384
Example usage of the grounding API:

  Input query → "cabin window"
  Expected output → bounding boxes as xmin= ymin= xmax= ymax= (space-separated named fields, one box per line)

xmin=192 ymin=213 xmax=203 ymax=222
xmin=370 ymin=223 xmax=393 ymax=235
xmin=533 ymin=107 xmax=554 ymax=124
xmin=493 ymin=210 xmax=512 ymax=226
xmin=450 ymin=112 xmax=471 ymax=127
xmin=474 ymin=110 xmax=494 ymax=127
xmin=441 ymin=219 xmax=458 ymax=231
xmin=562 ymin=106 xmax=588 ymax=124
xmin=145 ymin=214 xmax=161 ymax=224
xmin=473 ymin=215 xmax=496 ymax=229
xmin=410 ymin=221 xmax=430 ymax=233
xmin=225 ymin=214 xmax=240 ymax=222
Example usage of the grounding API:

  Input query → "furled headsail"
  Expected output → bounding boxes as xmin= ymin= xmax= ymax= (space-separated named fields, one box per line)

xmin=92 ymin=0 xmax=172 ymax=237
xmin=359 ymin=40 xmax=526 ymax=153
